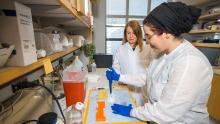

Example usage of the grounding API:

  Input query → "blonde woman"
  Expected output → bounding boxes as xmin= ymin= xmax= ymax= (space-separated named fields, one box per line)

xmin=112 ymin=20 xmax=154 ymax=105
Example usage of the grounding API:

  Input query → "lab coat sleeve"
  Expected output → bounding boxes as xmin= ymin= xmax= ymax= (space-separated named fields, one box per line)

xmin=112 ymin=49 xmax=121 ymax=74
xmin=131 ymin=55 xmax=212 ymax=123
xmin=119 ymin=73 xmax=146 ymax=87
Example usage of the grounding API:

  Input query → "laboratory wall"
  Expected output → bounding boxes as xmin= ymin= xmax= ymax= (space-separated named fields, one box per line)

xmin=93 ymin=0 xmax=106 ymax=53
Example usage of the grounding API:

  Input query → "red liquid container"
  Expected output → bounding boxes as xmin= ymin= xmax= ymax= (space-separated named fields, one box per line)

xmin=63 ymin=71 xmax=86 ymax=107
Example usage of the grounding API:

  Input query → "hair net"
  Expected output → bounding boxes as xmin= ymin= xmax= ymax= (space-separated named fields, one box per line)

xmin=143 ymin=2 xmax=201 ymax=36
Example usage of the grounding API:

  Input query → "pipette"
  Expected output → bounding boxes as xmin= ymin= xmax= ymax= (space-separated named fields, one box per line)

xmin=109 ymin=79 xmax=112 ymax=95
xmin=109 ymin=79 xmax=114 ymax=103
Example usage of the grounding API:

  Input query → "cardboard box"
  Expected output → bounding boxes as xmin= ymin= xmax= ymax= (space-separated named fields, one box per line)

xmin=0 ymin=1 xmax=37 ymax=66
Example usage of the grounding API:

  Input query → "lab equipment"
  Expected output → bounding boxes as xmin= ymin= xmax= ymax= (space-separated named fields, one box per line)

xmin=93 ymin=54 xmax=113 ymax=68
xmin=63 ymin=56 xmax=86 ymax=107
xmin=111 ymin=104 xmax=133 ymax=117
xmin=109 ymin=79 xmax=112 ymax=95
xmin=66 ymin=102 xmax=84 ymax=124
xmin=106 ymin=68 xmax=120 ymax=99
xmin=0 ymin=1 xmax=37 ymax=66
xmin=83 ymin=89 xmax=145 ymax=123
xmin=106 ymin=68 xmax=120 ymax=81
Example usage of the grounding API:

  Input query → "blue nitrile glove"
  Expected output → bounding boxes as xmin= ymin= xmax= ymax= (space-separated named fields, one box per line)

xmin=111 ymin=104 xmax=133 ymax=117
xmin=105 ymin=67 xmax=120 ymax=81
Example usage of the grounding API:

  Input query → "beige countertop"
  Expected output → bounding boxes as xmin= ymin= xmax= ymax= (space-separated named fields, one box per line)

xmin=213 ymin=66 xmax=220 ymax=76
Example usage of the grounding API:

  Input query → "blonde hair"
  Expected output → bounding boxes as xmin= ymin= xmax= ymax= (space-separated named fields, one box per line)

xmin=123 ymin=20 xmax=143 ymax=52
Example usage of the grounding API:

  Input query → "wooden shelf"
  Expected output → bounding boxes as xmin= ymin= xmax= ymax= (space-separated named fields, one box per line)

xmin=199 ymin=12 xmax=220 ymax=20
xmin=58 ymin=0 xmax=91 ymax=28
xmin=189 ymin=29 xmax=220 ymax=34
xmin=192 ymin=42 xmax=220 ymax=48
xmin=17 ymin=0 xmax=91 ymax=29
xmin=0 ymin=46 xmax=81 ymax=86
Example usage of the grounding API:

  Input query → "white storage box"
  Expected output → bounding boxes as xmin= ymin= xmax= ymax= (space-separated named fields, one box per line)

xmin=0 ymin=1 xmax=37 ymax=66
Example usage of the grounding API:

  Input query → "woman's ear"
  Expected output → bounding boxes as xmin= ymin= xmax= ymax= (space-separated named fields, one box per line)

xmin=162 ymin=32 xmax=173 ymax=40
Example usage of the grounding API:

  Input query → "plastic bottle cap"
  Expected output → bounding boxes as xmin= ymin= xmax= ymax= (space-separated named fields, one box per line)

xmin=75 ymin=102 xmax=84 ymax=110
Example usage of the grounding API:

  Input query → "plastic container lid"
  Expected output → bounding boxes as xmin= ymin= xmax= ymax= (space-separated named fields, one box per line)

xmin=75 ymin=102 xmax=84 ymax=110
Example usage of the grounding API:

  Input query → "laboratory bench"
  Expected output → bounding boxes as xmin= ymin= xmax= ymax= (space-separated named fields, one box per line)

xmin=1 ymin=68 xmax=220 ymax=123
xmin=208 ymin=68 xmax=220 ymax=122
xmin=73 ymin=68 xmax=220 ymax=123
xmin=213 ymin=67 xmax=220 ymax=76
xmin=1 ymin=68 xmax=143 ymax=124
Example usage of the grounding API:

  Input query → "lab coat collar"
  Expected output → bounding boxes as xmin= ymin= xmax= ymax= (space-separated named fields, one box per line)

xmin=164 ymin=39 xmax=188 ymax=61
xmin=125 ymin=42 xmax=140 ymax=52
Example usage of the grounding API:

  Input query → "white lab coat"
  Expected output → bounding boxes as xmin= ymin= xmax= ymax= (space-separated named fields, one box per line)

xmin=113 ymin=42 xmax=155 ymax=105
xmin=119 ymin=40 xmax=213 ymax=124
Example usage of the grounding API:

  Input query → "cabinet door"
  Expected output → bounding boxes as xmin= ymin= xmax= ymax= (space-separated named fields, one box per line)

xmin=208 ymin=74 xmax=220 ymax=121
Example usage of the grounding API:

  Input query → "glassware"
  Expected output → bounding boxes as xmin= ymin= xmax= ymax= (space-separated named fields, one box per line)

xmin=66 ymin=102 xmax=84 ymax=124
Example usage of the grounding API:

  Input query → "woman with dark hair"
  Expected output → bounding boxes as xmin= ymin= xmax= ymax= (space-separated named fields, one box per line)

xmin=106 ymin=2 xmax=213 ymax=123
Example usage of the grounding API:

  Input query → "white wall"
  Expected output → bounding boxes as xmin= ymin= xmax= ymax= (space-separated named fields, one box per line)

xmin=93 ymin=0 xmax=106 ymax=53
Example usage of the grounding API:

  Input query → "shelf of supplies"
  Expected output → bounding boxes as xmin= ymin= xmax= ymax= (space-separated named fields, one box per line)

xmin=189 ymin=29 xmax=220 ymax=34
xmin=17 ymin=0 xmax=91 ymax=29
xmin=192 ymin=42 xmax=220 ymax=48
xmin=58 ymin=0 xmax=91 ymax=28
xmin=190 ymin=0 xmax=220 ymax=8
xmin=199 ymin=12 xmax=220 ymax=20
xmin=0 ymin=46 xmax=81 ymax=86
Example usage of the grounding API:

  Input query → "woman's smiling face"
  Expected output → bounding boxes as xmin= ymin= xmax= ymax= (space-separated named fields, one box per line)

xmin=143 ymin=25 xmax=169 ymax=54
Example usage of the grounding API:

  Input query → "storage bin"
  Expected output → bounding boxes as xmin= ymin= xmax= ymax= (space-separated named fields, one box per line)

xmin=62 ymin=71 xmax=87 ymax=107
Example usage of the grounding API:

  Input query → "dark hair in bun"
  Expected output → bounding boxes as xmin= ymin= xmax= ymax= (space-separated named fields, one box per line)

xmin=143 ymin=2 xmax=201 ymax=36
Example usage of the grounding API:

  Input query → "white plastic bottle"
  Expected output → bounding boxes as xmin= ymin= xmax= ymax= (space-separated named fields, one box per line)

xmin=66 ymin=102 xmax=84 ymax=124
xmin=91 ymin=62 xmax=96 ymax=72
xmin=74 ymin=56 xmax=84 ymax=71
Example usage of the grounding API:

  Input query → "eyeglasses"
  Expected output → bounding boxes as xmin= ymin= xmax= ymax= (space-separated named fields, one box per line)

xmin=145 ymin=34 xmax=155 ymax=40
